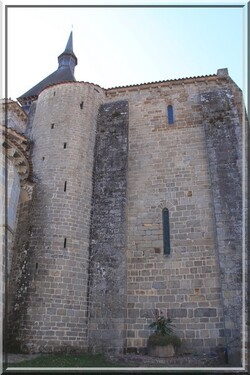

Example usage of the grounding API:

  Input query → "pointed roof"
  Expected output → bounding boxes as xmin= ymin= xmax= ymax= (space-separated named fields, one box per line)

xmin=65 ymin=30 xmax=74 ymax=53
xmin=58 ymin=31 xmax=77 ymax=67
xmin=59 ymin=31 xmax=77 ymax=58
xmin=18 ymin=32 xmax=77 ymax=104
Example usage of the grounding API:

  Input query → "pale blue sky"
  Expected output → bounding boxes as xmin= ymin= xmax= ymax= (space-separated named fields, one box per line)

xmin=5 ymin=3 xmax=248 ymax=102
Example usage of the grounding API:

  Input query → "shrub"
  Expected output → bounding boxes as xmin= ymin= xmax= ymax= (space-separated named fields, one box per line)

xmin=148 ymin=309 xmax=175 ymax=336
xmin=148 ymin=309 xmax=181 ymax=351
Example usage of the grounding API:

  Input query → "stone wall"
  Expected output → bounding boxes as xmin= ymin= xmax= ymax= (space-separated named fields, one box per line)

xmin=6 ymin=73 xmax=244 ymax=359
xmin=0 ymin=158 xmax=21 ymax=278
xmin=0 ymin=148 xmax=6 ymax=363
xmin=0 ymin=99 xmax=27 ymax=134
xmin=8 ymin=82 xmax=105 ymax=353
xmin=88 ymin=100 xmax=129 ymax=353
xmin=8 ymin=197 xmax=34 ymax=352
xmin=106 ymin=77 xmax=242 ymax=354
xmin=6 ymin=160 xmax=21 ymax=275
xmin=201 ymin=87 xmax=243 ymax=361
xmin=0 ymin=101 xmax=30 ymax=356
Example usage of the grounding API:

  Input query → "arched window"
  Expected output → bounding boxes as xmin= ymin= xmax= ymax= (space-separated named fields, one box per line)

xmin=162 ymin=208 xmax=170 ymax=255
xmin=167 ymin=105 xmax=174 ymax=125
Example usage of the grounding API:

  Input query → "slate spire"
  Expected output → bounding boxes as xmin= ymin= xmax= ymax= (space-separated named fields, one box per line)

xmin=58 ymin=31 xmax=78 ymax=73
xmin=64 ymin=31 xmax=74 ymax=54
xmin=17 ymin=31 xmax=78 ymax=112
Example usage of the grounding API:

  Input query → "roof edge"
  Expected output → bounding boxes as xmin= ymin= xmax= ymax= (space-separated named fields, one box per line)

xmin=106 ymin=73 xmax=224 ymax=92
xmin=16 ymin=70 xmax=233 ymax=101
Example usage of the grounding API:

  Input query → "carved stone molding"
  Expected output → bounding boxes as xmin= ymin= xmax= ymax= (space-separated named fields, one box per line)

xmin=20 ymin=180 xmax=35 ymax=201
xmin=1 ymin=125 xmax=32 ymax=182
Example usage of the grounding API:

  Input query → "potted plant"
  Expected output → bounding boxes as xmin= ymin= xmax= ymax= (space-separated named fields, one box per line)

xmin=148 ymin=309 xmax=181 ymax=358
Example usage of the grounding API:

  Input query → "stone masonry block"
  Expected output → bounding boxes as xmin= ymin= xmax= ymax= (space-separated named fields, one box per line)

xmin=194 ymin=308 xmax=217 ymax=318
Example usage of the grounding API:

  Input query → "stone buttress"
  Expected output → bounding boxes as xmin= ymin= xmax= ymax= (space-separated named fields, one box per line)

xmin=87 ymin=100 xmax=129 ymax=353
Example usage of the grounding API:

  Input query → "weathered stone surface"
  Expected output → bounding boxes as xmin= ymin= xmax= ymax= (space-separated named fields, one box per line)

xmin=194 ymin=308 xmax=217 ymax=317
xmin=87 ymin=100 xmax=128 ymax=353
xmin=8 ymin=82 xmax=105 ymax=353
xmin=5 ymin=70 xmax=245 ymax=363
xmin=201 ymin=87 xmax=243 ymax=356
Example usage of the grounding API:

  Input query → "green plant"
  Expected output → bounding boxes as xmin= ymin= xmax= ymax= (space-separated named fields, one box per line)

xmin=148 ymin=309 xmax=181 ymax=350
xmin=149 ymin=309 xmax=175 ymax=336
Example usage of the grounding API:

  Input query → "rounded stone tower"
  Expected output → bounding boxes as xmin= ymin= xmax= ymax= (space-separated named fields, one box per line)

xmin=11 ymin=82 xmax=105 ymax=352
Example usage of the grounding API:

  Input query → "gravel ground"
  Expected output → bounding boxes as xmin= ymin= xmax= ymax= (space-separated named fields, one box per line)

xmin=105 ymin=352 xmax=227 ymax=368
xmin=4 ymin=353 xmax=42 ymax=365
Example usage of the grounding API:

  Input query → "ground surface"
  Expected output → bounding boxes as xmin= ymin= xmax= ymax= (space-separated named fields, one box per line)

xmin=105 ymin=352 xmax=228 ymax=368
xmin=5 ymin=351 xmax=229 ymax=368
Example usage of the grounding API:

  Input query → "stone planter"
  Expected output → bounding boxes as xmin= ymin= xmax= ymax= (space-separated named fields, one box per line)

xmin=148 ymin=344 xmax=175 ymax=358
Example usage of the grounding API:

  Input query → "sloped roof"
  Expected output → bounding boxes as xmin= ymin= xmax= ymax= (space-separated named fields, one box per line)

xmin=17 ymin=67 xmax=76 ymax=101
xmin=17 ymin=31 xmax=77 ymax=103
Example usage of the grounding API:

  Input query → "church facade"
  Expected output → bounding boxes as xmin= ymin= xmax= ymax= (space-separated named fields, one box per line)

xmin=2 ymin=32 xmax=246 ymax=360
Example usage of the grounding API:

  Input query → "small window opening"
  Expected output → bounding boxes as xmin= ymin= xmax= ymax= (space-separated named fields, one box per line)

xmin=54 ymin=91 xmax=56 ymax=96
xmin=80 ymin=101 xmax=84 ymax=109
xmin=35 ymin=262 xmax=38 ymax=270
xmin=51 ymin=123 xmax=54 ymax=129
xmin=64 ymin=238 xmax=67 ymax=248
xmin=63 ymin=143 xmax=67 ymax=149
xmin=64 ymin=181 xmax=67 ymax=192
xmin=162 ymin=208 xmax=170 ymax=255
xmin=167 ymin=105 xmax=174 ymax=125
xmin=42 ymin=156 xmax=45 ymax=161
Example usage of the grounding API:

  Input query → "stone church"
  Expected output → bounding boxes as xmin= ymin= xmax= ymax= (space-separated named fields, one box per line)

xmin=1 ymin=32 xmax=246 ymax=361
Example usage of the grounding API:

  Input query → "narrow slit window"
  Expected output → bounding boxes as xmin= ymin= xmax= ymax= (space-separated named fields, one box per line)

xmin=64 ymin=181 xmax=67 ymax=192
xmin=162 ymin=208 xmax=170 ymax=255
xmin=63 ymin=143 xmax=67 ymax=149
xmin=80 ymin=101 xmax=84 ymax=109
xmin=167 ymin=105 xmax=174 ymax=125
xmin=64 ymin=238 xmax=67 ymax=248
xmin=51 ymin=123 xmax=54 ymax=129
